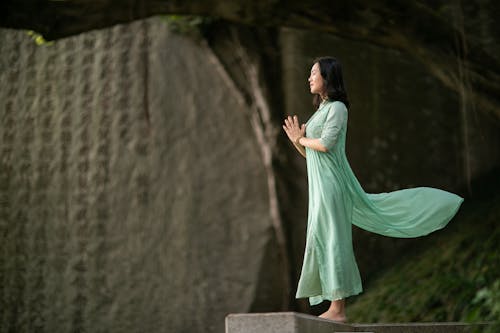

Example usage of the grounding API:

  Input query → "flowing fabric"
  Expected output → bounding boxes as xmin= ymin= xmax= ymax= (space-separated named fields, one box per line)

xmin=295 ymin=100 xmax=464 ymax=305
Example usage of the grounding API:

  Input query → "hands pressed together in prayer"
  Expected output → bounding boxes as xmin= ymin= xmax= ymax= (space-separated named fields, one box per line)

xmin=282 ymin=115 xmax=306 ymax=145
xmin=283 ymin=115 xmax=327 ymax=156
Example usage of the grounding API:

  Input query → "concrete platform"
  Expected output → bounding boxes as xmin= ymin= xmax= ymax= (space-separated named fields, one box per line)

xmin=225 ymin=312 xmax=352 ymax=333
xmin=225 ymin=312 xmax=486 ymax=333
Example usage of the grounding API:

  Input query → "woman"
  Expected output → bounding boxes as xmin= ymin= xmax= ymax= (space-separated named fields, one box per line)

xmin=282 ymin=57 xmax=464 ymax=322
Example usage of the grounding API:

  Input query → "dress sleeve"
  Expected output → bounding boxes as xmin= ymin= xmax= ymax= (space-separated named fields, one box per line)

xmin=320 ymin=102 xmax=346 ymax=150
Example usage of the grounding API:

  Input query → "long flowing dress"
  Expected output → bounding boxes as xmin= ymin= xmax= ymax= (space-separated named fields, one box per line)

xmin=295 ymin=100 xmax=464 ymax=305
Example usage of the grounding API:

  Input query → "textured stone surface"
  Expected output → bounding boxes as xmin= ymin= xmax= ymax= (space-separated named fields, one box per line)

xmin=0 ymin=18 xmax=286 ymax=333
xmin=226 ymin=312 xmax=352 ymax=333
xmin=279 ymin=27 xmax=500 ymax=291
xmin=226 ymin=312 xmax=486 ymax=333
xmin=2 ymin=1 xmax=499 ymax=124
xmin=1 ymin=13 xmax=499 ymax=333
xmin=355 ymin=322 xmax=484 ymax=333
xmin=280 ymin=27 xmax=499 ymax=194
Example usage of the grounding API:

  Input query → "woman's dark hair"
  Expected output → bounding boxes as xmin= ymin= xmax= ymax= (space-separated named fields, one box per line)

xmin=312 ymin=56 xmax=350 ymax=109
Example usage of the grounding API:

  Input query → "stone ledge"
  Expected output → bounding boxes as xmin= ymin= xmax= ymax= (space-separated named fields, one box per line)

xmin=355 ymin=322 xmax=484 ymax=333
xmin=225 ymin=312 xmax=488 ymax=333
xmin=225 ymin=312 xmax=351 ymax=333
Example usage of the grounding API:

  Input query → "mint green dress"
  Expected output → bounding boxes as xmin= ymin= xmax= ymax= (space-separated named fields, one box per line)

xmin=295 ymin=100 xmax=464 ymax=305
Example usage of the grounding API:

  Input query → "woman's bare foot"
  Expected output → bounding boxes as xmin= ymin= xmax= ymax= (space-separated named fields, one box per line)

xmin=318 ymin=310 xmax=347 ymax=323
xmin=318 ymin=298 xmax=347 ymax=322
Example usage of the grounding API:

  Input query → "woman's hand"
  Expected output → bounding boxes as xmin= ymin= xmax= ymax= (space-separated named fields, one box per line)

xmin=283 ymin=115 xmax=306 ymax=144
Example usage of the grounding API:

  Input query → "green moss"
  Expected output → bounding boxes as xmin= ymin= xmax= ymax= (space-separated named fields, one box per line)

xmin=25 ymin=30 xmax=54 ymax=46
xmin=159 ymin=15 xmax=216 ymax=38
xmin=348 ymin=194 xmax=500 ymax=327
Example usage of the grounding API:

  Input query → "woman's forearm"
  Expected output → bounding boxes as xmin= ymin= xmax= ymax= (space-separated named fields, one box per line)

xmin=298 ymin=137 xmax=328 ymax=152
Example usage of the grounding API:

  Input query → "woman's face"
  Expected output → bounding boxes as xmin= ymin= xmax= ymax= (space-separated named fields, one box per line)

xmin=308 ymin=62 xmax=325 ymax=95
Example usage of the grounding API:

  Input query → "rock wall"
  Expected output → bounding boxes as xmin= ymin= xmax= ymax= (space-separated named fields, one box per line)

xmin=1 ymin=14 xmax=499 ymax=333
xmin=278 ymin=27 xmax=500 ymax=303
xmin=280 ymin=27 xmax=499 ymax=194
xmin=0 ymin=18 xmax=286 ymax=333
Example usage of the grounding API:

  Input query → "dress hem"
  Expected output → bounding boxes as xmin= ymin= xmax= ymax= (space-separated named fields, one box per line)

xmin=296 ymin=286 xmax=364 ymax=306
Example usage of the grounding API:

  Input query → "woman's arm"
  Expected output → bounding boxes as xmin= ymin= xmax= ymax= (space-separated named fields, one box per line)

xmin=283 ymin=115 xmax=329 ymax=156
xmin=284 ymin=103 xmax=346 ymax=154
xmin=297 ymin=137 xmax=327 ymax=152
xmin=318 ymin=102 xmax=346 ymax=151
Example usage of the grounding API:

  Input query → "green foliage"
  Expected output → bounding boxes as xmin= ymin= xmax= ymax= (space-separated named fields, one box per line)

xmin=347 ymin=194 xmax=500 ymax=330
xmin=467 ymin=279 xmax=500 ymax=333
xmin=470 ymin=279 xmax=500 ymax=320
xmin=25 ymin=30 xmax=54 ymax=46
xmin=159 ymin=15 xmax=215 ymax=38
